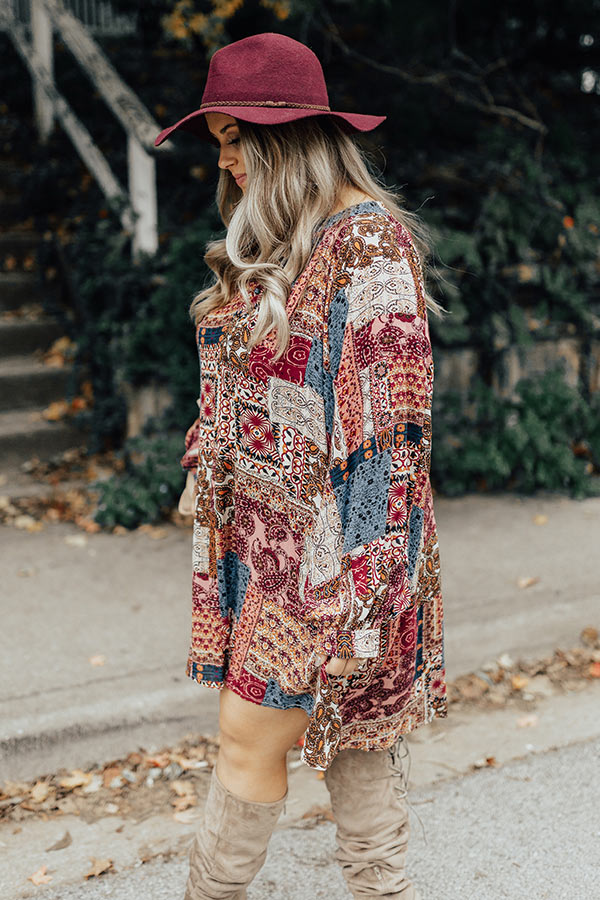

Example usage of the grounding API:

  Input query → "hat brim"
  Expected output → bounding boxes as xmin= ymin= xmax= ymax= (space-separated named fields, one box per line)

xmin=154 ymin=106 xmax=386 ymax=147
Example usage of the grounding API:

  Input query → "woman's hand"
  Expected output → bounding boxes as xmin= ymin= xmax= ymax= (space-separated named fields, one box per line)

xmin=178 ymin=470 xmax=196 ymax=516
xmin=315 ymin=654 xmax=367 ymax=677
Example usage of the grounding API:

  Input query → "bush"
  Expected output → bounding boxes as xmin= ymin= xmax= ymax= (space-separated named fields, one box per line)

xmin=91 ymin=431 xmax=186 ymax=529
xmin=432 ymin=367 xmax=600 ymax=498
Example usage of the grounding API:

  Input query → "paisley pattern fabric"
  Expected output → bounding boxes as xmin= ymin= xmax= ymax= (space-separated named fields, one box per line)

xmin=181 ymin=200 xmax=447 ymax=770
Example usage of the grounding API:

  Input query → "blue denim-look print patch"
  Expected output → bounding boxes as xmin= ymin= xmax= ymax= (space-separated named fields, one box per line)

xmin=305 ymin=336 xmax=335 ymax=437
xmin=407 ymin=505 xmax=424 ymax=583
xmin=332 ymin=448 xmax=392 ymax=553
xmin=328 ymin=287 xmax=348 ymax=379
xmin=262 ymin=680 xmax=315 ymax=715
xmin=189 ymin=662 xmax=224 ymax=683
xmin=217 ymin=551 xmax=250 ymax=619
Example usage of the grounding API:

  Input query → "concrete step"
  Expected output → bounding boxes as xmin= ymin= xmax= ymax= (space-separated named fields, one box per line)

xmin=0 ymin=160 xmax=22 ymax=176
xmin=0 ymin=161 xmax=21 ymax=191
xmin=0 ymin=317 xmax=65 ymax=355
xmin=0 ymin=355 xmax=74 ymax=410
xmin=0 ymin=272 xmax=40 ymax=309
xmin=0 ymin=229 xmax=40 ymax=261
xmin=0 ymin=196 xmax=24 ymax=226
xmin=0 ymin=465 xmax=91 ymax=501
xmin=0 ymin=408 xmax=89 ymax=467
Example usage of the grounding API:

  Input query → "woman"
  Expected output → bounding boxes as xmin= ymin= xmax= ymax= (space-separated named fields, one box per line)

xmin=155 ymin=32 xmax=447 ymax=900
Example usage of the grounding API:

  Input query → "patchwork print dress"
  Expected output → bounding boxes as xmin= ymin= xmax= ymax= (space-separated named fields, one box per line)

xmin=180 ymin=199 xmax=447 ymax=770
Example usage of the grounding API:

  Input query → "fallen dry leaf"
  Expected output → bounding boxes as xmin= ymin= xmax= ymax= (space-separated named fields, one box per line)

xmin=516 ymin=714 xmax=539 ymax=728
xmin=516 ymin=576 xmax=540 ymax=589
xmin=43 ymin=400 xmax=70 ymax=422
xmin=85 ymin=858 xmax=113 ymax=879
xmin=28 ymin=865 xmax=52 ymax=885
xmin=172 ymin=755 xmax=208 ymax=770
xmin=59 ymin=769 xmax=91 ymax=791
xmin=171 ymin=780 xmax=195 ymax=797
xmin=46 ymin=830 xmax=72 ymax=852
xmin=302 ymin=804 xmax=335 ymax=822
xmin=173 ymin=809 xmax=202 ymax=825
xmin=497 ymin=653 xmax=514 ymax=669
xmin=532 ymin=514 xmax=548 ymax=526
xmin=64 ymin=533 xmax=88 ymax=548
xmin=172 ymin=794 xmax=197 ymax=812
xmin=102 ymin=766 xmax=122 ymax=788
xmin=3 ymin=779 xmax=30 ymax=795
xmin=589 ymin=662 xmax=600 ymax=678
xmin=473 ymin=756 xmax=498 ymax=768
xmin=581 ymin=626 xmax=599 ymax=646
xmin=76 ymin=516 xmax=101 ymax=534
xmin=511 ymin=674 xmax=530 ymax=691
xmin=13 ymin=514 xmax=43 ymax=532
xmin=89 ymin=654 xmax=106 ymax=667
xmin=136 ymin=524 xmax=167 ymax=540
xmin=30 ymin=782 xmax=50 ymax=804
xmin=145 ymin=753 xmax=171 ymax=769
xmin=81 ymin=774 xmax=102 ymax=795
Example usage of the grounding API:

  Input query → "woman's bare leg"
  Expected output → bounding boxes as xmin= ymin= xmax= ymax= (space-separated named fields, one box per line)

xmin=216 ymin=685 xmax=309 ymax=801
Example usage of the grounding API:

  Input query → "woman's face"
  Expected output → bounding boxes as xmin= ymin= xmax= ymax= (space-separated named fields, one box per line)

xmin=205 ymin=112 xmax=247 ymax=191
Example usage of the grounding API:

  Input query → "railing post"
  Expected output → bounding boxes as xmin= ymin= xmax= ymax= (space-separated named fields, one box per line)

xmin=31 ymin=0 xmax=55 ymax=142
xmin=127 ymin=133 xmax=158 ymax=258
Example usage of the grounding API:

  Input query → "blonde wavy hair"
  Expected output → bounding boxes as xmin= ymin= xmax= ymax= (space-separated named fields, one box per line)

xmin=191 ymin=116 xmax=441 ymax=359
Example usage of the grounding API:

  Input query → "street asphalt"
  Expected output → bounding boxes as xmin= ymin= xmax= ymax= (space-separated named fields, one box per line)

xmin=25 ymin=735 xmax=600 ymax=900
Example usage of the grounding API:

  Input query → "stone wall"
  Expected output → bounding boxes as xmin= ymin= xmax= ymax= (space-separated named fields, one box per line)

xmin=434 ymin=339 xmax=599 ymax=398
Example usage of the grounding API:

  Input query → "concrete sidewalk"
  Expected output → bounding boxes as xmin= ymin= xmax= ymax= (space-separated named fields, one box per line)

xmin=1 ymin=492 xmax=599 ymax=781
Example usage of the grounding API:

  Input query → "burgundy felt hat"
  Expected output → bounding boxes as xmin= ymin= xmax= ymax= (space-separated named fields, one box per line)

xmin=154 ymin=32 xmax=386 ymax=147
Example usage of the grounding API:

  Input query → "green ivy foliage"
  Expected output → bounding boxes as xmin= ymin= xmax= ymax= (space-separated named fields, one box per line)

xmin=62 ymin=203 xmax=222 ymax=452
xmin=91 ymin=432 xmax=187 ymax=529
xmin=432 ymin=367 xmax=600 ymax=498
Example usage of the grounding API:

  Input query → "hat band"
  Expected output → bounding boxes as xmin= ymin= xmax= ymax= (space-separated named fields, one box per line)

xmin=199 ymin=100 xmax=331 ymax=111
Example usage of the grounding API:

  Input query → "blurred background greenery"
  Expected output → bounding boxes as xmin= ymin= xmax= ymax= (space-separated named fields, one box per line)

xmin=2 ymin=0 xmax=599 ymax=526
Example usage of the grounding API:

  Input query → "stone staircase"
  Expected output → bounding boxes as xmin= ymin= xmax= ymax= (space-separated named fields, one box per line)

xmin=0 ymin=132 xmax=89 ymax=497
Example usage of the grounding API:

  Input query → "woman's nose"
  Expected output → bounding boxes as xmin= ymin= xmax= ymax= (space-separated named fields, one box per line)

xmin=218 ymin=146 xmax=235 ymax=170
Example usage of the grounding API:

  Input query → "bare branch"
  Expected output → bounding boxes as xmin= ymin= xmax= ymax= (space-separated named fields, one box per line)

xmin=320 ymin=14 xmax=547 ymax=136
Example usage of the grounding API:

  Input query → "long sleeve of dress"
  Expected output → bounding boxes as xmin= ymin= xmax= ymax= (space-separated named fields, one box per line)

xmin=180 ymin=398 xmax=202 ymax=474
xmin=301 ymin=213 xmax=434 ymax=666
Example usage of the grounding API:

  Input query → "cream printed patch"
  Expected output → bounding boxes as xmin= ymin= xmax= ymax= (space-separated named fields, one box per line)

xmin=192 ymin=522 xmax=210 ymax=574
xmin=302 ymin=486 xmax=344 ymax=586
xmin=267 ymin=377 xmax=327 ymax=454
xmin=346 ymin=255 xmax=419 ymax=329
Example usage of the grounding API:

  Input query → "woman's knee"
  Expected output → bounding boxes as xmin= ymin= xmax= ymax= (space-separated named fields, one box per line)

xmin=218 ymin=686 xmax=308 ymax=765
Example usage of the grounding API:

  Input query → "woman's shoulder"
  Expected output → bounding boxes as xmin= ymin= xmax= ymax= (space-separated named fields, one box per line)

xmin=322 ymin=199 xmax=412 ymax=249
xmin=323 ymin=200 xmax=416 ymax=272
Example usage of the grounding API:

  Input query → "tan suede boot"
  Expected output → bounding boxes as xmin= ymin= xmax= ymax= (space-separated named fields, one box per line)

xmin=184 ymin=767 xmax=287 ymax=900
xmin=324 ymin=739 xmax=421 ymax=899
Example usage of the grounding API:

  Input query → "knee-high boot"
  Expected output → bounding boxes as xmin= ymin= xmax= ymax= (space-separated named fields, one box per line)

xmin=324 ymin=739 xmax=421 ymax=899
xmin=184 ymin=766 xmax=287 ymax=900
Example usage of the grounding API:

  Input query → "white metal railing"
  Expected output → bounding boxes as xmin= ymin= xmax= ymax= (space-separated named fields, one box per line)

xmin=4 ymin=0 xmax=137 ymax=36
xmin=2 ymin=0 xmax=170 ymax=256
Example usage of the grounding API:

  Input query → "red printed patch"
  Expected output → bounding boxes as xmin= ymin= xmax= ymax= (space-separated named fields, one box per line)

xmin=248 ymin=334 xmax=311 ymax=384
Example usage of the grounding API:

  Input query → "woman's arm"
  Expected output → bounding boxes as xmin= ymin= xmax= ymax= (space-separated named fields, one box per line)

xmin=309 ymin=212 xmax=433 ymax=667
xmin=177 ymin=399 xmax=202 ymax=514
